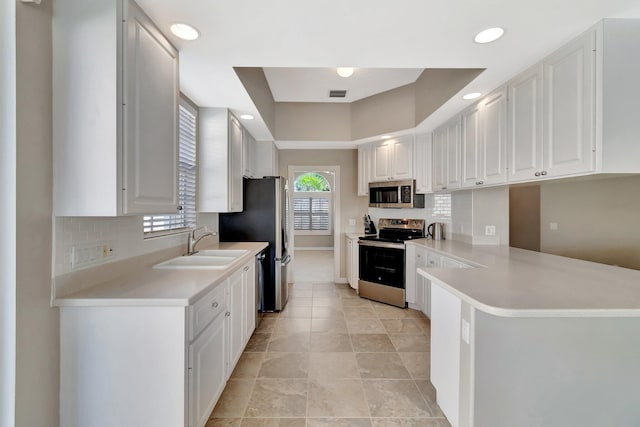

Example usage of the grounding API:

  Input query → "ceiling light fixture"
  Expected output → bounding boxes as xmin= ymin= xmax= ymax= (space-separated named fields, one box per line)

xmin=170 ymin=23 xmax=200 ymax=41
xmin=474 ymin=27 xmax=505 ymax=44
xmin=462 ymin=92 xmax=482 ymax=100
xmin=239 ymin=114 xmax=254 ymax=120
xmin=337 ymin=67 xmax=354 ymax=78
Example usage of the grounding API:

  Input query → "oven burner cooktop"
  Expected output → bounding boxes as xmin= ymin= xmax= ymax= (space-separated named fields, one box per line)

xmin=359 ymin=218 xmax=425 ymax=244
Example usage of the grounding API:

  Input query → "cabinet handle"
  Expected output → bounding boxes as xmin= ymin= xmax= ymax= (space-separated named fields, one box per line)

xmin=479 ymin=181 xmax=484 ymax=185
xmin=177 ymin=205 xmax=183 ymax=211
xmin=225 ymin=311 xmax=231 ymax=317
xmin=211 ymin=301 xmax=219 ymax=308
xmin=244 ymin=266 xmax=249 ymax=272
xmin=541 ymin=171 xmax=548 ymax=176
xmin=442 ymin=186 xmax=447 ymax=190
xmin=534 ymin=172 xmax=541 ymax=177
xmin=417 ymin=254 xmax=422 ymax=258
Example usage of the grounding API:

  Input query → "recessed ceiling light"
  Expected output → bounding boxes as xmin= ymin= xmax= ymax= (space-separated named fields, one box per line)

xmin=381 ymin=135 xmax=392 ymax=139
xmin=462 ymin=92 xmax=482 ymax=100
xmin=337 ymin=67 xmax=354 ymax=78
xmin=474 ymin=27 xmax=504 ymax=44
xmin=170 ymin=23 xmax=200 ymax=41
xmin=239 ymin=114 xmax=254 ymax=120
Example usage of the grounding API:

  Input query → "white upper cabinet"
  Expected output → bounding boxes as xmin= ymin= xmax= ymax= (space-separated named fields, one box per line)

xmin=371 ymin=136 xmax=414 ymax=181
xmin=199 ymin=109 xmax=243 ymax=213
xmin=249 ymin=140 xmax=279 ymax=179
xmin=542 ymin=30 xmax=595 ymax=179
xmin=508 ymin=64 xmax=544 ymax=182
xmin=432 ymin=117 xmax=461 ymax=191
xmin=461 ymin=104 xmax=482 ymax=188
xmin=357 ymin=144 xmax=372 ymax=196
xmin=53 ymin=0 xmax=179 ymax=216
xmin=480 ymin=88 xmax=508 ymax=185
xmin=414 ymin=133 xmax=433 ymax=194
xmin=242 ymin=129 xmax=256 ymax=178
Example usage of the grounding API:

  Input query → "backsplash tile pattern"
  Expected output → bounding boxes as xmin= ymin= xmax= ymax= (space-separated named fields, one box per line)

xmin=54 ymin=213 xmax=218 ymax=275
xmin=451 ymin=191 xmax=473 ymax=238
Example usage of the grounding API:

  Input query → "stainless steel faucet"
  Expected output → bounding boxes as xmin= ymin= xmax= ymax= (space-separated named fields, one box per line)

xmin=186 ymin=227 xmax=216 ymax=255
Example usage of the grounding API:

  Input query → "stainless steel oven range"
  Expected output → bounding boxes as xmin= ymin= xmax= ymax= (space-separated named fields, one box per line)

xmin=358 ymin=218 xmax=425 ymax=308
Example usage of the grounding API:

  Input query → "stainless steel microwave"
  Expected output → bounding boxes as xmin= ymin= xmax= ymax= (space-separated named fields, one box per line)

xmin=368 ymin=180 xmax=425 ymax=208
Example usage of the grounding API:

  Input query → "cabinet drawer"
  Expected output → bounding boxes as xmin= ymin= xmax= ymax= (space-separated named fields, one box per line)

xmin=426 ymin=252 xmax=443 ymax=267
xmin=189 ymin=282 xmax=227 ymax=341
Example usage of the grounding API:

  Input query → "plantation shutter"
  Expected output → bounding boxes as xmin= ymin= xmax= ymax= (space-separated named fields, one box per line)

xmin=293 ymin=197 xmax=330 ymax=231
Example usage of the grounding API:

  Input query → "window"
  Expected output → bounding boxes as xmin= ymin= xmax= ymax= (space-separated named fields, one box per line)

xmin=292 ymin=172 xmax=332 ymax=235
xmin=143 ymin=99 xmax=197 ymax=235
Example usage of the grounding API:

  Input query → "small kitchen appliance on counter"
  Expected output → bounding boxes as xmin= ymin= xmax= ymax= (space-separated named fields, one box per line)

xmin=363 ymin=215 xmax=377 ymax=235
xmin=427 ymin=222 xmax=445 ymax=240
xmin=358 ymin=218 xmax=425 ymax=308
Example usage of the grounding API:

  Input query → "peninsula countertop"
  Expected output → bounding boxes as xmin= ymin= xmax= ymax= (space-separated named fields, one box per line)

xmin=408 ymin=239 xmax=640 ymax=317
xmin=53 ymin=242 xmax=269 ymax=308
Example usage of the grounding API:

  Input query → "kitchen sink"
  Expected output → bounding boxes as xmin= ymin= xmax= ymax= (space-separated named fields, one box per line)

xmin=153 ymin=255 xmax=236 ymax=270
xmin=195 ymin=249 xmax=249 ymax=258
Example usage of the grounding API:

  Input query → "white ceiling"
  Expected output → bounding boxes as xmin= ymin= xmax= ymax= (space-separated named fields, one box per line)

xmin=263 ymin=68 xmax=424 ymax=103
xmin=136 ymin=0 xmax=640 ymax=147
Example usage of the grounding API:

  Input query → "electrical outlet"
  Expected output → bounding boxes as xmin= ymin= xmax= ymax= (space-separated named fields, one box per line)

xmin=550 ymin=222 xmax=558 ymax=230
xmin=348 ymin=218 xmax=356 ymax=227
xmin=485 ymin=225 xmax=496 ymax=236
xmin=71 ymin=241 xmax=115 ymax=269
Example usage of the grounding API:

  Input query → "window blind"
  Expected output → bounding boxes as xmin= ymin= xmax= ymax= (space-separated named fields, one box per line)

xmin=293 ymin=197 xmax=330 ymax=231
xmin=144 ymin=100 xmax=197 ymax=234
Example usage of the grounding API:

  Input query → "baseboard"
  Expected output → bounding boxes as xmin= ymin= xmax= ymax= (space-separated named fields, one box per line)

xmin=294 ymin=247 xmax=334 ymax=251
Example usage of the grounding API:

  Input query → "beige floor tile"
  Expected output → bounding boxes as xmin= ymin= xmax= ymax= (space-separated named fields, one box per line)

xmin=256 ymin=318 xmax=278 ymax=333
xmin=399 ymin=352 xmax=430 ymax=379
xmin=372 ymin=304 xmax=410 ymax=319
xmin=245 ymin=333 xmax=271 ymax=352
xmin=389 ymin=334 xmax=430 ymax=352
xmin=244 ymin=379 xmax=308 ymax=417
xmin=289 ymin=290 xmax=313 ymax=298
xmin=307 ymin=419 xmax=372 ymax=427
xmin=280 ymin=306 xmax=313 ymax=318
xmin=346 ymin=318 xmax=387 ymax=334
xmin=313 ymin=297 xmax=343 ymax=307
xmin=370 ymin=419 xmax=451 ymax=427
xmin=337 ymin=288 xmax=359 ymax=299
xmin=260 ymin=312 xmax=280 ymax=319
xmin=342 ymin=298 xmax=373 ymax=308
xmin=241 ymin=419 xmax=306 ymax=427
xmin=312 ymin=306 xmax=344 ymax=319
xmin=211 ymin=379 xmax=255 ymax=417
xmin=381 ymin=319 xmax=429 ymax=334
xmin=206 ymin=419 xmax=242 ymax=427
xmin=307 ymin=378 xmax=370 ymax=417
xmin=405 ymin=309 xmax=427 ymax=319
xmin=286 ymin=298 xmax=313 ymax=307
xmin=362 ymin=379 xmax=432 ymax=417
xmin=312 ymin=282 xmax=337 ymax=289
xmin=290 ymin=283 xmax=313 ymax=290
xmin=308 ymin=352 xmax=360 ymax=379
xmin=413 ymin=380 xmax=445 ymax=418
xmin=350 ymin=334 xmax=396 ymax=352
xmin=313 ymin=290 xmax=338 ymax=298
xmin=231 ymin=353 xmax=265 ymax=379
xmin=343 ymin=306 xmax=378 ymax=318
xmin=274 ymin=318 xmax=312 ymax=334
xmin=356 ymin=353 xmax=411 ymax=379
xmin=267 ymin=333 xmax=310 ymax=352
xmin=292 ymin=250 xmax=334 ymax=283
xmin=310 ymin=333 xmax=353 ymax=352
xmin=311 ymin=317 xmax=348 ymax=334
xmin=258 ymin=352 xmax=309 ymax=378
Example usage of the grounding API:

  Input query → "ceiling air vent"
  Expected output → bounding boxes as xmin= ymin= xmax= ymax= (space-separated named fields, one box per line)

xmin=329 ymin=90 xmax=347 ymax=98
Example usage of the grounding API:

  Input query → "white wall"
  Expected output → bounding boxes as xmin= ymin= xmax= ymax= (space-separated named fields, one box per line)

xmin=0 ymin=0 xmax=16 ymax=424
xmin=15 ymin=1 xmax=57 ymax=425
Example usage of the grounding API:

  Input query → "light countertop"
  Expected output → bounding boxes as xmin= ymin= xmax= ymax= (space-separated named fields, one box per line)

xmin=53 ymin=242 xmax=269 ymax=308
xmin=409 ymin=239 xmax=640 ymax=317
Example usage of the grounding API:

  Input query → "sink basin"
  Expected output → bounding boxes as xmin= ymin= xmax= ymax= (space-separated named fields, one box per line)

xmin=195 ymin=249 xmax=249 ymax=258
xmin=153 ymin=255 xmax=236 ymax=270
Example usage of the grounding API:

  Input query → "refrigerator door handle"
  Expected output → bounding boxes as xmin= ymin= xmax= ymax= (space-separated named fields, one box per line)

xmin=278 ymin=255 xmax=292 ymax=266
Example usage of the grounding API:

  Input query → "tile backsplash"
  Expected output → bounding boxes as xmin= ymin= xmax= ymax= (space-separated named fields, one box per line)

xmin=53 ymin=213 xmax=218 ymax=275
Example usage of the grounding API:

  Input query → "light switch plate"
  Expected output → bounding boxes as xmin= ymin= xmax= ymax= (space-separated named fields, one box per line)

xmin=485 ymin=225 xmax=496 ymax=236
xmin=550 ymin=222 xmax=558 ymax=230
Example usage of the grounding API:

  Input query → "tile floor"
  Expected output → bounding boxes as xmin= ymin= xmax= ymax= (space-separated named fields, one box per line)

xmin=207 ymin=282 xmax=451 ymax=427
xmin=291 ymin=250 xmax=335 ymax=283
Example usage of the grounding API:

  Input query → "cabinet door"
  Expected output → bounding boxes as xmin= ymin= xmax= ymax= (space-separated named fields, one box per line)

xmin=461 ymin=105 xmax=482 ymax=188
xmin=243 ymin=262 xmax=256 ymax=343
xmin=346 ymin=238 xmax=353 ymax=286
xmin=414 ymin=248 xmax=427 ymax=312
xmin=446 ymin=118 xmax=462 ymax=189
xmin=243 ymin=129 xmax=256 ymax=178
xmin=508 ymin=65 xmax=543 ymax=183
xmin=543 ymin=30 xmax=596 ymax=178
xmin=430 ymin=282 xmax=462 ymax=427
xmin=189 ymin=313 xmax=226 ymax=427
xmin=372 ymin=142 xmax=392 ymax=181
xmin=481 ymin=87 xmax=508 ymax=185
xmin=350 ymin=238 xmax=359 ymax=290
xmin=391 ymin=137 xmax=414 ymax=180
xmin=227 ymin=270 xmax=244 ymax=377
xmin=405 ymin=245 xmax=417 ymax=304
xmin=357 ymin=145 xmax=371 ymax=196
xmin=414 ymin=133 xmax=432 ymax=194
xmin=228 ymin=115 xmax=244 ymax=212
xmin=123 ymin=1 xmax=179 ymax=214
xmin=432 ymin=127 xmax=447 ymax=191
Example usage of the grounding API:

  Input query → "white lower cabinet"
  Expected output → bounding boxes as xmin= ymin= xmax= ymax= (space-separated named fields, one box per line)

xmin=346 ymin=235 xmax=360 ymax=289
xmin=189 ymin=312 xmax=227 ymax=427
xmin=60 ymin=259 xmax=258 ymax=427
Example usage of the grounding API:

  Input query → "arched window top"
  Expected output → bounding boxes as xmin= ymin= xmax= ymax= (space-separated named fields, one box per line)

xmin=294 ymin=173 xmax=331 ymax=192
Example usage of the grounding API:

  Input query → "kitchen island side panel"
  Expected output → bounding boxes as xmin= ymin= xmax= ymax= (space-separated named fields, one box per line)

xmin=473 ymin=312 xmax=640 ymax=427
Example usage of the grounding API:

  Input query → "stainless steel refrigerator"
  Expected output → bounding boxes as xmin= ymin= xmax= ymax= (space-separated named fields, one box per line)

xmin=219 ymin=177 xmax=290 ymax=312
